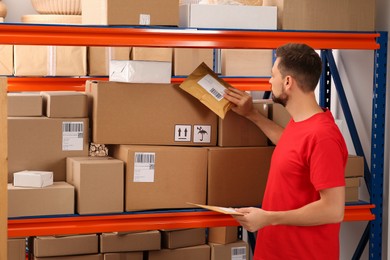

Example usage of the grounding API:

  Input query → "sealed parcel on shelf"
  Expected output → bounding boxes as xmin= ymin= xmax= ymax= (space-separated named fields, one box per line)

xmin=179 ymin=62 xmax=233 ymax=119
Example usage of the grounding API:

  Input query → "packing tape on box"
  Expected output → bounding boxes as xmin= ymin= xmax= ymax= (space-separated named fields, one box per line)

xmin=47 ymin=46 xmax=56 ymax=76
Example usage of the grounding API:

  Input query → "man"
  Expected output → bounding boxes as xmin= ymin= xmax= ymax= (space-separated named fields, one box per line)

xmin=224 ymin=43 xmax=348 ymax=260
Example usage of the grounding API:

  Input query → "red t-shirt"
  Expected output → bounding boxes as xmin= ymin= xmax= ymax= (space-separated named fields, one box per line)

xmin=254 ymin=109 xmax=348 ymax=260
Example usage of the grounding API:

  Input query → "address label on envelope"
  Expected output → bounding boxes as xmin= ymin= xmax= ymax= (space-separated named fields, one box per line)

xmin=187 ymin=202 xmax=244 ymax=216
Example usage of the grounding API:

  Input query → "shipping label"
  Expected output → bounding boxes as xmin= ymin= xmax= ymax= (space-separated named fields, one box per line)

xmin=62 ymin=122 xmax=84 ymax=151
xmin=198 ymin=74 xmax=225 ymax=101
xmin=134 ymin=152 xmax=155 ymax=182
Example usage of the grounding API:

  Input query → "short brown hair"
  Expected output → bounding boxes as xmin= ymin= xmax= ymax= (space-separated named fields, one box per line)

xmin=276 ymin=43 xmax=322 ymax=92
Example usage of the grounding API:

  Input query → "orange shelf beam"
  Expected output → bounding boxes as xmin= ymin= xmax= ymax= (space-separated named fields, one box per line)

xmin=0 ymin=24 xmax=380 ymax=50
xmin=8 ymin=205 xmax=375 ymax=238
xmin=7 ymin=77 xmax=271 ymax=92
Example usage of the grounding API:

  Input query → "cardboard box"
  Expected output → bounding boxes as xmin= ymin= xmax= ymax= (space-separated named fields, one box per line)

xmin=8 ymin=238 xmax=26 ymax=260
xmin=221 ymin=49 xmax=273 ymax=77
xmin=173 ymin=48 xmax=214 ymax=76
xmin=31 ymin=234 xmax=99 ymax=257
xmin=33 ymin=255 xmax=103 ymax=260
xmin=7 ymin=92 xmax=43 ymax=117
xmin=87 ymin=81 xmax=217 ymax=146
xmin=88 ymin=47 xmax=131 ymax=76
xmin=13 ymin=170 xmax=53 ymax=188
xmin=208 ymin=226 xmax=238 ymax=245
xmin=264 ymin=0 xmax=375 ymax=31
xmin=345 ymin=155 xmax=364 ymax=177
xmin=41 ymin=91 xmax=88 ymax=118
xmin=218 ymin=101 xmax=268 ymax=147
xmin=8 ymin=117 xmax=89 ymax=182
xmin=210 ymin=240 xmax=249 ymax=260
xmin=109 ymin=60 xmax=172 ymax=84
xmin=0 ymin=44 xmax=13 ymax=75
xmin=180 ymin=4 xmax=277 ymax=29
xmin=8 ymin=182 xmax=74 ymax=218
xmin=345 ymin=177 xmax=360 ymax=202
xmin=111 ymin=145 xmax=207 ymax=211
xmin=149 ymin=245 xmax=211 ymax=260
xmin=66 ymin=157 xmax=124 ymax=214
xmin=14 ymin=45 xmax=87 ymax=76
xmin=131 ymin=47 xmax=173 ymax=62
xmin=103 ymin=252 xmax=143 ymax=260
xmin=100 ymin=231 xmax=161 ymax=253
xmin=207 ymin=146 xmax=274 ymax=207
xmin=161 ymin=228 xmax=206 ymax=249
xmin=82 ymin=0 xmax=179 ymax=26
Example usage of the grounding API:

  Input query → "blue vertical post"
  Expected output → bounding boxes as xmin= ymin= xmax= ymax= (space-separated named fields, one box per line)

xmin=319 ymin=50 xmax=332 ymax=109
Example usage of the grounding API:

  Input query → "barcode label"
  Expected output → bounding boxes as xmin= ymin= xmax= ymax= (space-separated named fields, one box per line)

xmin=134 ymin=152 xmax=155 ymax=182
xmin=197 ymin=74 xmax=226 ymax=101
xmin=231 ymin=246 xmax=246 ymax=260
xmin=62 ymin=122 xmax=84 ymax=151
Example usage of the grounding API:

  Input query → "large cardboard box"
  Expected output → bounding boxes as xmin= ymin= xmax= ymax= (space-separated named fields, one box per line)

xmin=207 ymin=146 xmax=274 ymax=207
xmin=112 ymin=145 xmax=207 ymax=211
xmin=8 ymin=117 xmax=89 ymax=182
xmin=148 ymin=245 xmax=211 ymax=260
xmin=34 ymin=255 xmax=103 ymax=260
xmin=180 ymin=4 xmax=277 ymax=29
xmin=210 ymin=240 xmax=249 ymax=260
xmin=221 ymin=49 xmax=273 ymax=77
xmin=345 ymin=177 xmax=361 ymax=202
xmin=88 ymin=47 xmax=131 ymax=76
xmin=82 ymin=0 xmax=179 ymax=26
xmin=87 ymin=81 xmax=217 ymax=146
xmin=8 ymin=182 xmax=74 ymax=218
xmin=100 ymin=231 xmax=160 ymax=253
xmin=208 ymin=226 xmax=238 ymax=245
xmin=8 ymin=238 xmax=26 ymax=260
xmin=14 ymin=45 xmax=87 ymax=76
xmin=31 ymin=234 xmax=99 ymax=257
xmin=0 ymin=44 xmax=13 ymax=75
xmin=173 ymin=48 xmax=214 ymax=76
xmin=66 ymin=157 xmax=124 ymax=214
xmin=264 ymin=0 xmax=375 ymax=31
xmin=345 ymin=155 xmax=364 ymax=177
xmin=131 ymin=47 xmax=173 ymax=62
xmin=41 ymin=91 xmax=88 ymax=118
xmin=161 ymin=228 xmax=206 ymax=249
xmin=218 ymin=101 xmax=268 ymax=147
xmin=7 ymin=92 xmax=43 ymax=117
xmin=103 ymin=252 xmax=143 ymax=260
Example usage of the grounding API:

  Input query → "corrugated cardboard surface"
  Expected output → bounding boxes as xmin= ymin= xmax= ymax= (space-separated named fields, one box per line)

xmin=218 ymin=101 xmax=269 ymax=147
xmin=8 ymin=182 xmax=74 ymax=218
xmin=173 ymin=48 xmax=214 ymax=76
xmin=345 ymin=177 xmax=360 ymax=202
xmin=345 ymin=155 xmax=364 ymax=177
xmin=103 ymin=252 xmax=143 ymax=260
xmin=82 ymin=0 xmax=179 ymax=26
xmin=7 ymin=93 xmax=43 ymax=117
xmin=0 ymin=45 xmax=13 ymax=76
xmin=8 ymin=238 xmax=26 ymax=260
xmin=100 ymin=231 xmax=160 ymax=253
xmin=66 ymin=157 xmax=124 ymax=214
xmin=87 ymin=81 xmax=217 ymax=146
xmin=34 ymin=254 xmax=103 ymax=260
xmin=161 ymin=228 xmax=206 ymax=249
xmin=41 ymin=91 xmax=88 ymax=118
xmin=208 ymin=226 xmax=238 ymax=245
xmin=131 ymin=47 xmax=173 ymax=62
xmin=88 ymin=47 xmax=131 ymax=76
xmin=32 ymin=234 xmax=98 ymax=257
xmin=8 ymin=117 xmax=89 ymax=182
xmin=221 ymin=49 xmax=273 ymax=77
xmin=207 ymin=146 xmax=274 ymax=207
xmin=210 ymin=240 xmax=249 ymax=260
xmin=149 ymin=244 xmax=211 ymax=260
xmin=112 ymin=145 xmax=207 ymax=211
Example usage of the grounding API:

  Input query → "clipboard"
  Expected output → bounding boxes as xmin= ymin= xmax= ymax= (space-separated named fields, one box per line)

xmin=187 ymin=202 xmax=244 ymax=216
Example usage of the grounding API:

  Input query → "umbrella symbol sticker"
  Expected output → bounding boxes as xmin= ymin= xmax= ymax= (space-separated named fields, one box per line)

xmin=194 ymin=125 xmax=211 ymax=143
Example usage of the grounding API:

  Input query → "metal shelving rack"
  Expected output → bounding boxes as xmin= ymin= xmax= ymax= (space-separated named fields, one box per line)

xmin=0 ymin=23 xmax=386 ymax=259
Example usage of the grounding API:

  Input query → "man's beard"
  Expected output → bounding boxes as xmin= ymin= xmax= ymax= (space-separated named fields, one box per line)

xmin=271 ymin=91 xmax=288 ymax=107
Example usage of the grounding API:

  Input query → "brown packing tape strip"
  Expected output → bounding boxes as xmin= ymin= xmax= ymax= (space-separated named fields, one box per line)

xmin=179 ymin=62 xmax=233 ymax=119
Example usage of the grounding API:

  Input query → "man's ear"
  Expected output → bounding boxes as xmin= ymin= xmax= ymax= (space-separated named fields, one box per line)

xmin=284 ymin=75 xmax=292 ymax=90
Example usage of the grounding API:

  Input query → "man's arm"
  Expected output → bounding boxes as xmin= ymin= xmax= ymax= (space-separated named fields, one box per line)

xmin=233 ymin=186 xmax=345 ymax=232
xmin=224 ymin=87 xmax=284 ymax=145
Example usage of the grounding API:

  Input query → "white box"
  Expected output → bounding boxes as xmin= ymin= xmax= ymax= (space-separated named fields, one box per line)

xmin=109 ymin=60 xmax=172 ymax=83
xmin=13 ymin=170 xmax=53 ymax=188
xmin=179 ymin=4 xmax=277 ymax=29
